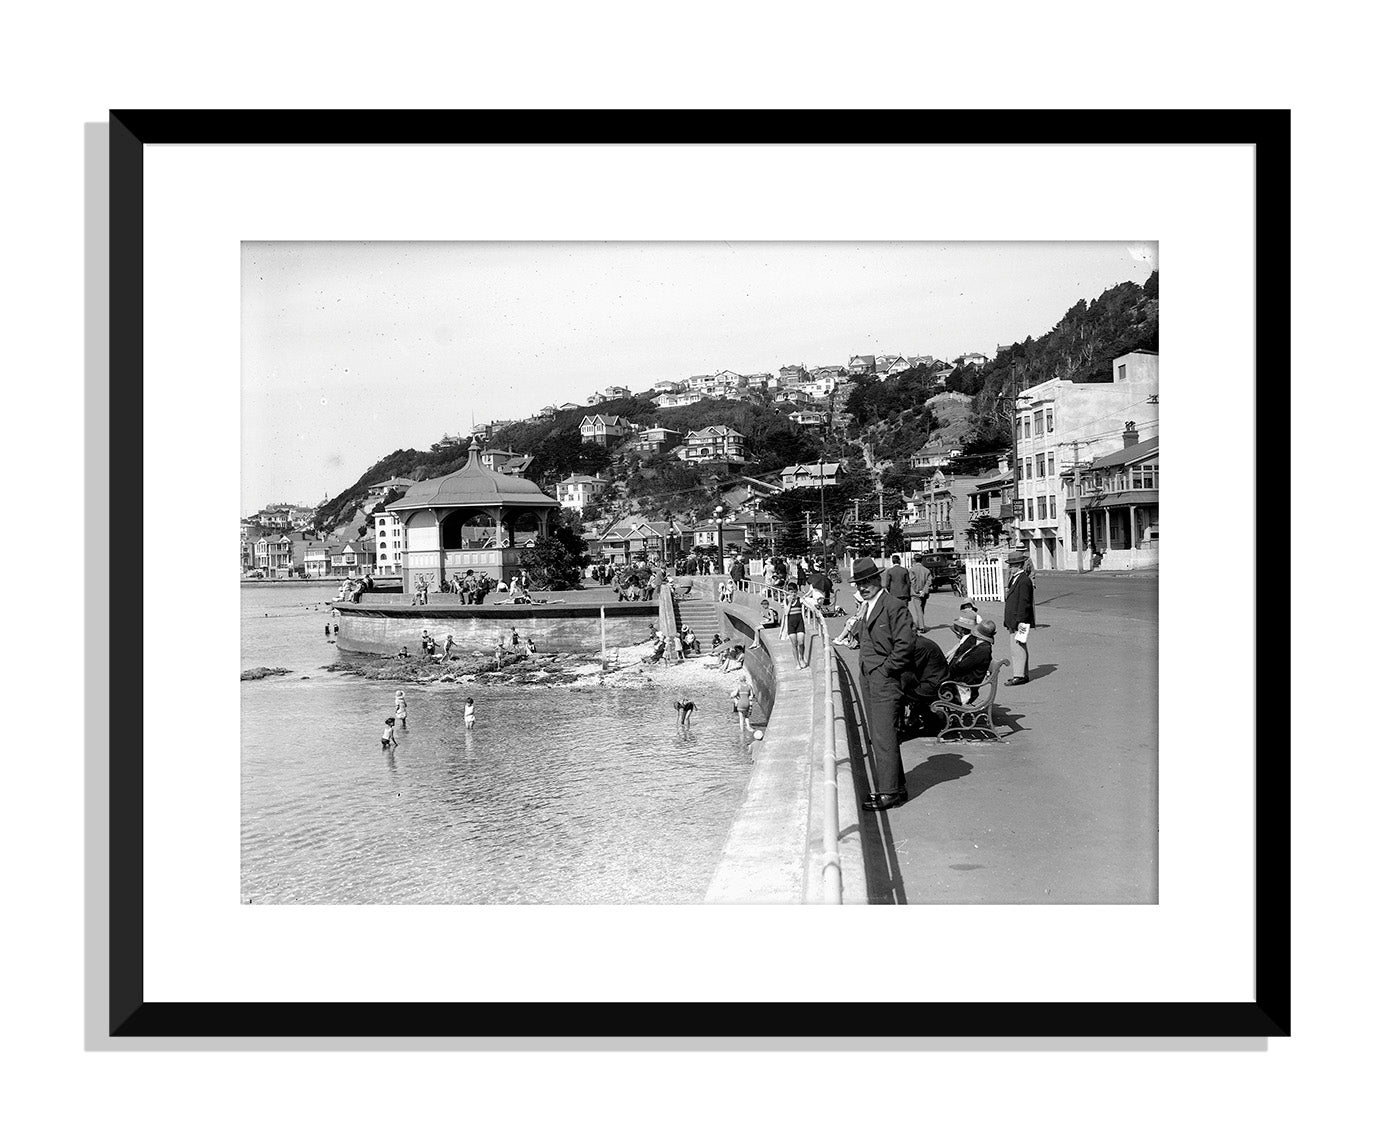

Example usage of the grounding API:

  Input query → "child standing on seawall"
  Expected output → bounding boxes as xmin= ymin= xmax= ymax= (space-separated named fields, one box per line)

xmin=463 ymin=697 xmax=475 ymax=729
xmin=381 ymin=718 xmax=397 ymax=749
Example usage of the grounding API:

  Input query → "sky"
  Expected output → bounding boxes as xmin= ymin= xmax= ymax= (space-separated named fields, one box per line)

xmin=241 ymin=241 xmax=1157 ymax=514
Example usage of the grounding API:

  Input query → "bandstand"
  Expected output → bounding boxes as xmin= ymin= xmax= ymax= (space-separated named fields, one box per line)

xmin=391 ymin=438 xmax=560 ymax=596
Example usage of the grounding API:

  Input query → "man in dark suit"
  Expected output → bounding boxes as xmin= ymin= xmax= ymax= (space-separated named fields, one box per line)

xmin=900 ymin=632 xmax=950 ymax=737
xmin=946 ymin=614 xmax=994 ymax=702
xmin=851 ymin=556 xmax=917 ymax=810
xmin=881 ymin=553 xmax=913 ymax=614
xmin=1002 ymin=551 xmax=1036 ymax=685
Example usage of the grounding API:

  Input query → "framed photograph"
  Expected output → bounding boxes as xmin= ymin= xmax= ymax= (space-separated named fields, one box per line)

xmin=104 ymin=110 xmax=1287 ymax=1039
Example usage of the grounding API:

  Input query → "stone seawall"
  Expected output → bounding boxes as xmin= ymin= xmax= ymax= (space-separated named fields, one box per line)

xmin=333 ymin=601 xmax=658 ymax=655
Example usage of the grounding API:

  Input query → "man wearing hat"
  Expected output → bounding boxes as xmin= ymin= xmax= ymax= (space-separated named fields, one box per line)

xmin=946 ymin=614 xmax=994 ymax=704
xmin=1002 ymin=551 xmax=1036 ymax=686
xmin=850 ymin=555 xmax=917 ymax=810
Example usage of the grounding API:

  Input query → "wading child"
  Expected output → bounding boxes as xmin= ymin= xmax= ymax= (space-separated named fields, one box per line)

xmin=381 ymin=718 xmax=397 ymax=749
xmin=394 ymin=690 xmax=408 ymax=728
xmin=463 ymin=697 xmax=475 ymax=729
xmin=674 ymin=692 xmax=696 ymax=734
xmin=730 ymin=670 xmax=755 ymax=733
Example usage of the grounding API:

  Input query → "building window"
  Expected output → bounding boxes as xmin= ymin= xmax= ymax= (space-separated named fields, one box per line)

xmin=1035 ymin=454 xmax=1046 ymax=478
xmin=1049 ymin=496 xmax=1057 ymax=518
xmin=1022 ymin=416 xmax=1031 ymax=438
xmin=1033 ymin=411 xmax=1044 ymax=436
xmin=1024 ymin=498 xmax=1033 ymax=521
xmin=1046 ymin=408 xmax=1055 ymax=433
xmin=1047 ymin=450 xmax=1055 ymax=474
xmin=1118 ymin=364 xmax=1127 ymax=380
xmin=1037 ymin=496 xmax=1048 ymax=519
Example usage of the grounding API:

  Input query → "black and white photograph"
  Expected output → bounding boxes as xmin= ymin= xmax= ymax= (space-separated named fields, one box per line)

xmin=240 ymin=240 xmax=1160 ymax=906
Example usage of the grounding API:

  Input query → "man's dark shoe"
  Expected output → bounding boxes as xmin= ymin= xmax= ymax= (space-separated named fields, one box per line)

xmin=1004 ymin=676 xmax=1027 ymax=686
xmin=862 ymin=792 xmax=908 ymax=811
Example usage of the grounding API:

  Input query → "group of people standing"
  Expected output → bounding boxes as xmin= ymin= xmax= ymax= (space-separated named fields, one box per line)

xmin=842 ymin=550 xmax=1037 ymax=811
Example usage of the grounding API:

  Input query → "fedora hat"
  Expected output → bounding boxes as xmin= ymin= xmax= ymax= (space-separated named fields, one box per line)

xmin=975 ymin=619 xmax=997 ymax=641
xmin=953 ymin=614 xmax=977 ymax=633
xmin=851 ymin=556 xmax=881 ymax=583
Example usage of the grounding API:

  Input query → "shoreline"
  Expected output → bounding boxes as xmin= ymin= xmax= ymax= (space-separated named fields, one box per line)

xmin=298 ymin=638 xmax=747 ymax=697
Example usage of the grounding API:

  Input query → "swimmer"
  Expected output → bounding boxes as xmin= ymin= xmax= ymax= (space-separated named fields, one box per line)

xmin=463 ymin=697 xmax=475 ymax=728
xmin=381 ymin=717 xmax=397 ymax=749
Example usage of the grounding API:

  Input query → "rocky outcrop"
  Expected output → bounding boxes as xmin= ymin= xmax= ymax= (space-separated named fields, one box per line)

xmin=241 ymin=666 xmax=293 ymax=681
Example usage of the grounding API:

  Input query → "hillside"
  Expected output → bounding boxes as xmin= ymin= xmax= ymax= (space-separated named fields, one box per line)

xmin=842 ymin=271 xmax=1159 ymax=495
xmin=313 ymin=271 xmax=1158 ymax=536
xmin=313 ymin=392 xmax=835 ymax=532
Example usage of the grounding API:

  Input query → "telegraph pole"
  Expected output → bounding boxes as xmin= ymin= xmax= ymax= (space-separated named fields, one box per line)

xmin=1071 ymin=440 xmax=1085 ymax=574
xmin=818 ymin=453 xmax=829 ymax=573
xmin=804 ymin=510 xmax=812 ymax=546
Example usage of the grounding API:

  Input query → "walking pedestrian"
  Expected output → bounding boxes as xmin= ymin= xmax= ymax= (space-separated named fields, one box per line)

xmin=850 ymin=556 xmax=916 ymax=811
xmin=881 ymin=554 xmax=913 ymax=620
xmin=908 ymin=556 xmax=932 ymax=631
xmin=1002 ymin=552 xmax=1036 ymax=686
xmin=780 ymin=581 xmax=808 ymax=669
xmin=730 ymin=669 xmax=755 ymax=733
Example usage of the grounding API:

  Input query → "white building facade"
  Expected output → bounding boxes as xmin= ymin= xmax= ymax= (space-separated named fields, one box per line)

xmin=1011 ymin=350 xmax=1159 ymax=570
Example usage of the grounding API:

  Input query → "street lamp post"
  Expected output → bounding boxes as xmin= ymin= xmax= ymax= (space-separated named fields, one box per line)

xmin=715 ymin=505 xmax=725 ymax=571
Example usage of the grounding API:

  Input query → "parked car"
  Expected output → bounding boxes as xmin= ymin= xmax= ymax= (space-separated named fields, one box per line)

xmin=918 ymin=551 xmax=965 ymax=596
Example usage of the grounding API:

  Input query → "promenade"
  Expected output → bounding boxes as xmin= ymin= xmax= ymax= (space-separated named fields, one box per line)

xmin=830 ymin=572 xmax=1158 ymax=904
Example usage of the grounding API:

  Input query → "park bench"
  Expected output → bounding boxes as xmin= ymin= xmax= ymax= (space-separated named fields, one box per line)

xmin=930 ymin=657 xmax=1010 ymax=742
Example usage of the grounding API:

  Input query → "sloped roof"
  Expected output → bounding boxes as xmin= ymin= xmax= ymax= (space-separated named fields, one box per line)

xmin=1084 ymin=437 xmax=1160 ymax=471
xmin=393 ymin=441 xmax=559 ymax=511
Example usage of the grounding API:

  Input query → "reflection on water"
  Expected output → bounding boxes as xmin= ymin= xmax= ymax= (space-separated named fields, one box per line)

xmin=241 ymin=584 xmax=753 ymax=904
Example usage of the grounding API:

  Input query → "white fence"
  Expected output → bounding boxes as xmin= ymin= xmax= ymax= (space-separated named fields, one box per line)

xmin=963 ymin=555 xmax=1005 ymax=602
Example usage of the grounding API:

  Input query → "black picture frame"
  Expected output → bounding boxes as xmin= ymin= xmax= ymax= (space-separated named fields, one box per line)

xmin=109 ymin=109 xmax=1289 ymax=1039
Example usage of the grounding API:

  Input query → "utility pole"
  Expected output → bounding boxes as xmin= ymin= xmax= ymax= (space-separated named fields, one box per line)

xmin=1071 ymin=440 xmax=1085 ymax=574
xmin=804 ymin=510 xmax=812 ymax=545
xmin=819 ymin=453 xmax=829 ymax=573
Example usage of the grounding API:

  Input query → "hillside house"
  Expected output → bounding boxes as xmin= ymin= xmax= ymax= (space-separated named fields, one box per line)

xmin=679 ymin=425 xmax=747 ymax=465
xmin=953 ymin=352 xmax=988 ymax=370
xmin=789 ymin=409 xmax=826 ymax=427
xmin=780 ymin=460 xmax=844 ymax=490
xmin=848 ymin=354 xmax=876 ymax=374
xmin=555 ymin=473 xmax=611 ymax=511
xmin=579 ymin=413 xmax=633 ymax=446
xmin=746 ymin=372 xmax=775 ymax=389
xmin=778 ymin=364 xmax=808 ymax=387
xmin=911 ymin=446 xmax=951 ymax=470
xmin=714 ymin=369 xmax=746 ymax=387
xmin=628 ymin=424 xmax=682 ymax=455
xmin=654 ymin=391 xmax=703 ymax=409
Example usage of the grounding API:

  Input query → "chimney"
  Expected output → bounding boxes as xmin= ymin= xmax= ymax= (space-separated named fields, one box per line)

xmin=1122 ymin=421 xmax=1139 ymax=450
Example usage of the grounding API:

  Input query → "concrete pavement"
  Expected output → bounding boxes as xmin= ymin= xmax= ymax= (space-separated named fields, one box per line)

xmin=832 ymin=576 xmax=1158 ymax=904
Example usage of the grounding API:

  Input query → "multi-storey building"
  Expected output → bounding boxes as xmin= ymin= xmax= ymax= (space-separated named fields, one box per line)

xmin=1011 ymin=350 xmax=1159 ymax=570
xmin=678 ymin=425 xmax=747 ymax=465
xmin=779 ymin=460 xmax=844 ymax=490
xmin=1063 ymin=431 xmax=1159 ymax=569
xmin=372 ymin=512 xmax=404 ymax=573
xmin=555 ymin=473 xmax=611 ymax=511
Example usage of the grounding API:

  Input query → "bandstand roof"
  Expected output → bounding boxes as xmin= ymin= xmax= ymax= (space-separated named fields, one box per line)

xmin=393 ymin=440 xmax=560 ymax=512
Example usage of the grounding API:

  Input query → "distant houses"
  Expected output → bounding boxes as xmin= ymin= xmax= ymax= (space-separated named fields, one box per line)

xmin=679 ymin=425 xmax=747 ymax=466
xmin=780 ymin=460 xmax=845 ymax=490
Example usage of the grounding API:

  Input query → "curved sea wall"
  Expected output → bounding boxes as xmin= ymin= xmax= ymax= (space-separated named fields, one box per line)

xmin=705 ymin=588 xmax=869 ymax=905
xmin=333 ymin=600 xmax=658 ymax=655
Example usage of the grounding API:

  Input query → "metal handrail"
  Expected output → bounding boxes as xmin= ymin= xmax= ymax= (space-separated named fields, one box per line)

xmin=729 ymin=573 xmax=842 ymax=904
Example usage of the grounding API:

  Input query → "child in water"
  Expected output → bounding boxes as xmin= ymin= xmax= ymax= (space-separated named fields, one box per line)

xmin=463 ymin=697 xmax=475 ymax=729
xmin=381 ymin=718 xmax=397 ymax=749
xmin=674 ymin=691 xmax=696 ymax=734
xmin=730 ymin=671 xmax=755 ymax=734
xmin=394 ymin=690 xmax=408 ymax=728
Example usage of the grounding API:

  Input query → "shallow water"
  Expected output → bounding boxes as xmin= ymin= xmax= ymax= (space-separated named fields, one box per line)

xmin=241 ymin=584 xmax=753 ymax=904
